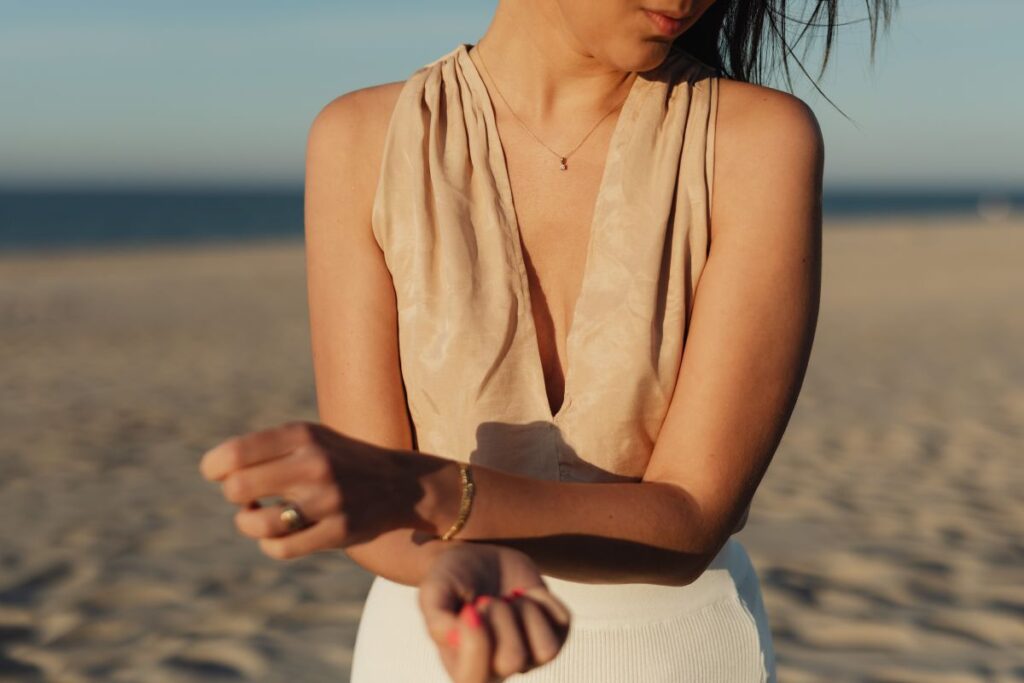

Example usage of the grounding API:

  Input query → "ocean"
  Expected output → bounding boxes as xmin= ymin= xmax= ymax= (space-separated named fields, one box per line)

xmin=0 ymin=186 xmax=1020 ymax=252
xmin=0 ymin=188 xmax=304 ymax=252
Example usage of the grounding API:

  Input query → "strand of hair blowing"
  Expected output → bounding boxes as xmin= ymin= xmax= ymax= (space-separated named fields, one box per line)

xmin=675 ymin=0 xmax=898 ymax=115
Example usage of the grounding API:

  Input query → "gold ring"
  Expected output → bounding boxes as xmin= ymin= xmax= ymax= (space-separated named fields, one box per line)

xmin=279 ymin=501 xmax=307 ymax=533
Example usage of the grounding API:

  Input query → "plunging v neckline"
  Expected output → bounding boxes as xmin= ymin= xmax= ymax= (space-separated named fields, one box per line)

xmin=457 ymin=42 xmax=652 ymax=423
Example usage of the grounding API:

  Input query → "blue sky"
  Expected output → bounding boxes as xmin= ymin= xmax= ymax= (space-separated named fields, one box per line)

xmin=1 ymin=0 xmax=1020 ymax=188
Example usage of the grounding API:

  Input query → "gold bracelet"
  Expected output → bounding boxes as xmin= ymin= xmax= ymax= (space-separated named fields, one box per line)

xmin=440 ymin=462 xmax=475 ymax=541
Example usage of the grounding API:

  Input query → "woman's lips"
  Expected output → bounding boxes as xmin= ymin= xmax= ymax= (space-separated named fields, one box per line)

xmin=643 ymin=9 xmax=686 ymax=37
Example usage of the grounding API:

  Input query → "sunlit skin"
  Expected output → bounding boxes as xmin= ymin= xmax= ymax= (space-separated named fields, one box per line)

xmin=200 ymin=0 xmax=823 ymax=680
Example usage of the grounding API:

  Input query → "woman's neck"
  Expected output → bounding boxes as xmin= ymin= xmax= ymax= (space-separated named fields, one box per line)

xmin=473 ymin=0 xmax=638 ymax=128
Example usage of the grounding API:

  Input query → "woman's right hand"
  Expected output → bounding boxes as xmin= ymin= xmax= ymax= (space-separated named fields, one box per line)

xmin=418 ymin=542 xmax=571 ymax=683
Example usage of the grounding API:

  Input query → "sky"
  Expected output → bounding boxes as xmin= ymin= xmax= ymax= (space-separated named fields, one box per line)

xmin=1 ymin=0 xmax=1021 ymax=189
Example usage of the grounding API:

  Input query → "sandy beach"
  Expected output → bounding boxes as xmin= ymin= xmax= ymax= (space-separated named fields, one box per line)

xmin=1 ymin=215 xmax=1022 ymax=682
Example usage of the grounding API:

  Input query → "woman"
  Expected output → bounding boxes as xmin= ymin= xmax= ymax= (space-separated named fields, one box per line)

xmin=200 ymin=1 xmax=894 ymax=681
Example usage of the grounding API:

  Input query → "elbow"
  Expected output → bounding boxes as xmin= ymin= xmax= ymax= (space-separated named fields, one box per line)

xmin=635 ymin=547 xmax=716 ymax=587
xmin=675 ymin=509 xmax=739 ymax=587
xmin=675 ymin=506 xmax=749 ymax=585
xmin=684 ymin=544 xmax=724 ymax=589
xmin=656 ymin=532 xmax=727 ymax=588
xmin=658 ymin=485 xmax=727 ymax=586
xmin=676 ymin=512 xmax=745 ymax=586
xmin=669 ymin=546 xmax=720 ymax=587
xmin=642 ymin=480 xmax=740 ymax=586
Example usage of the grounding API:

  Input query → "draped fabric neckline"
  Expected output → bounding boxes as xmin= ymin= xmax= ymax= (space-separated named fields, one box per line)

xmin=370 ymin=40 xmax=720 ymax=481
xmin=456 ymin=42 xmax=677 ymax=423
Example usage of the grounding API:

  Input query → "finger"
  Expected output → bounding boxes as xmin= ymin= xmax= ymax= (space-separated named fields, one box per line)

xmin=419 ymin=580 xmax=465 ymax=647
xmin=520 ymin=586 xmax=571 ymax=632
xmin=418 ymin=585 xmax=468 ymax=681
xmin=515 ymin=596 xmax=564 ymax=667
xmin=454 ymin=604 xmax=492 ymax=683
xmin=437 ymin=633 xmax=461 ymax=683
xmin=428 ymin=614 xmax=463 ymax=679
xmin=235 ymin=498 xmax=324 ymax=539
xmin=200 ymin=420 xmax=312 ymax=481
xmin=257 ymin=513 xmax=348 ymax=560
xmin=220 ymin=449 xmax=331 ymax=506
xmin=480 ymin=598 xmax=530 ymax=677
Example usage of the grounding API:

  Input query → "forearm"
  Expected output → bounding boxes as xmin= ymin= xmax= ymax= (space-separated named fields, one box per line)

xmin=413 ymin=457 xmax=731 ymax=586
xmin=340 ymin=449 xmax=472 ymax=587
xmin=343 ymin=526 xmax=454 ymax=587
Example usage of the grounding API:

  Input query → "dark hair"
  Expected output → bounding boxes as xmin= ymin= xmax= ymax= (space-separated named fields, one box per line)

xmin=676 ymin=0 xmax=898 ymax=111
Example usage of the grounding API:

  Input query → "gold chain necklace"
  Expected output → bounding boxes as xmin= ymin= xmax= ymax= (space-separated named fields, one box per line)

xmin=474 ymin=43 xmax=636 ymax=171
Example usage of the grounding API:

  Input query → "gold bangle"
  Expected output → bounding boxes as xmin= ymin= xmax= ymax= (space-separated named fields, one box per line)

xmin=440 ymin=462 xmax=475 ymax=541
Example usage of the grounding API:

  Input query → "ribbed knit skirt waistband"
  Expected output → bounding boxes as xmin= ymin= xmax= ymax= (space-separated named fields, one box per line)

xmin=537 ymin=537 xmax=753 ymax=623
xmin=349 ymin=537 xmax=775 ymax=682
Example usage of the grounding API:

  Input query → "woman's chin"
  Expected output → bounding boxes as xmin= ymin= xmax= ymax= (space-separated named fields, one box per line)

xmin=614 ymin=40 xmax=675 ymax=74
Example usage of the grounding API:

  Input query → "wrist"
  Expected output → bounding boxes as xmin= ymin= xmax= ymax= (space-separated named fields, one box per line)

xmin=405 ymin=453 xmax=463 ymax=537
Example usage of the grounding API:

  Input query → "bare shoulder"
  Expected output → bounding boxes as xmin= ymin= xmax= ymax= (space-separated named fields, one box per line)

xmin=309 ymin=80 xmax=406 ymax=144
xmin=715 ymin=78 xmax=824 ymax=168
xmin=304 ymin=80 xmax=407 ymax=209
xmin=711 ymin=78 xmax=825 ymax=241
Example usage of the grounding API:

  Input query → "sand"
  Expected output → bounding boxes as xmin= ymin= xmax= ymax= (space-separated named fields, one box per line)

xmin=1 ymin=216 xmax=1022 ymax=682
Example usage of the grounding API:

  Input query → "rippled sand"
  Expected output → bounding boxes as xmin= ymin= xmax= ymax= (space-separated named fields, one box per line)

xmin=2 ymin=216 xmax=1022 ymax=682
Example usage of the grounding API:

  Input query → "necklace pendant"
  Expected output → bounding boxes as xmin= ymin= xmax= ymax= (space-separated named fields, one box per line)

xmin=559 ymin=157 xmax=567 ymax=171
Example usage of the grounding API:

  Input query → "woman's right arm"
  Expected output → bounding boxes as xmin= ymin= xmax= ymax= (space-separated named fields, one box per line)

xmin=304 ymin=84 xmax=456 ymax=587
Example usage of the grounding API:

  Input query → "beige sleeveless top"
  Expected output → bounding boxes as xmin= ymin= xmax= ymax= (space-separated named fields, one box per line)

xmin=372 ymin=42 xmax=720 ymax=484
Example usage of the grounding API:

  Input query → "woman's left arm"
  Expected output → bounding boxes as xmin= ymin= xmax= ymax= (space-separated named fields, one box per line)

xmin=201 ymin=83 xmax=823 ymax=586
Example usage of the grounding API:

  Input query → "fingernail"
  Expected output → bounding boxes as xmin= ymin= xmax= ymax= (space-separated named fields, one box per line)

xmin=445 ymin=625 xmax=460 ymax=647
xmin=508 ymin=587 xmax=526 ymax=598
xmin=474 ymin=595 xmax=493 ymax=608
xmin=459 ymin=603 xmax=482 ymax=628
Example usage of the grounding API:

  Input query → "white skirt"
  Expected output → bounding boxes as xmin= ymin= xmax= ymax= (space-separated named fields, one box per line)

xmin=349 ymin=537 xmax=776 ymax=682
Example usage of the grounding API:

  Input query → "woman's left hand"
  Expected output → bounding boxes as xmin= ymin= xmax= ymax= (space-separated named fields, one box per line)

xmin=419 ymin=543 xmax=572 ymax=683
xmin=198 ymin=420 xmax=449 ymax=559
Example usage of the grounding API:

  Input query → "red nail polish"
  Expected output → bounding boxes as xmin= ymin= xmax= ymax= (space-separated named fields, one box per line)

xmin=474 ymin=595 xmax=493 ymax=608
xmin=445 ymin=625 xmax=460 ymax=647
xmin=508 ymin=587 xmax=526 ymax=598
xmin=459 ymin=603 xmax=482 ymax=628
